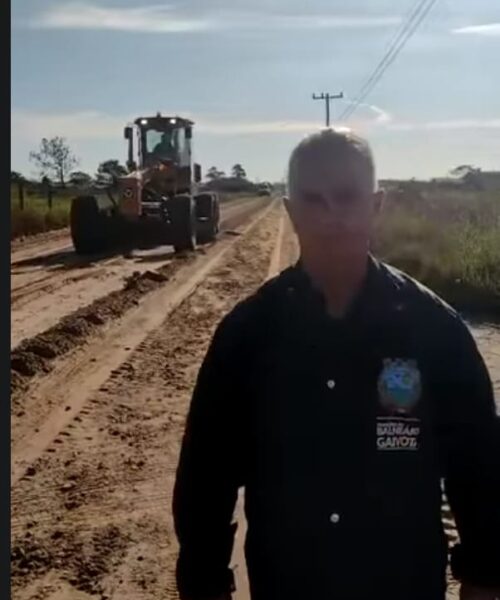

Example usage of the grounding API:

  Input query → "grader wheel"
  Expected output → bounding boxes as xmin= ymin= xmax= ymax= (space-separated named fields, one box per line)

xmin=169 ymin=194 xmax=196 ymax=253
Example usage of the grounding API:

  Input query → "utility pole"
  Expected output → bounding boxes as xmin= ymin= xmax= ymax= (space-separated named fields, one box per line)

xmin=312 ymin=91 xmax=344 ymax=127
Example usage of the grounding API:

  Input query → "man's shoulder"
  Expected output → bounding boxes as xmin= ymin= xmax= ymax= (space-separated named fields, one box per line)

xmin=378 ymin=259 xmax=466 ymax=332
xmin=222 ymin=260 xmax=469 ymax=338
xmin=218 ymin=268 xmax=294 ymax=334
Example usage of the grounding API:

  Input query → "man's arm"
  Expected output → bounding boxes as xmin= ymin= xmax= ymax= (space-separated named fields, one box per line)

xmin=435 ymin=315 xmax=500 ymax=589
xmin=172 ymin=311 xmax=249 ymax=600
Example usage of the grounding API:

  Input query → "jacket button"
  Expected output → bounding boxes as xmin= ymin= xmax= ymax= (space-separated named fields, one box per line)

xmin=329 ymin=513 xmax=340 ymax=524
xmin=326 ymin=379 xmax=336 ymax=390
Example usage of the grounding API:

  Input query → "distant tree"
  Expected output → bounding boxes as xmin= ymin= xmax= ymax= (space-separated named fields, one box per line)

xmin=97 ymin=159 xmax=128 ymax=178
xmin=11 ymin=171 xmax=23 ymax=182
xmin=69 ymin=171 xmax=93 ymax=186
xmin=206 ymin=166 xmax=225 ymax=181
xmin=231 ymin=164 xmax=247 ymax=180
xmin=449 ymin=165 xmax=483 ymax=190
xmin=449 ymin=164 xmax=480 ymax=178
xmin=29 ymin=137 xmax=79 ymax=187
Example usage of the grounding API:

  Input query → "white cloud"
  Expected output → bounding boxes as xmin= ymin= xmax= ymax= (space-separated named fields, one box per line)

xmin=13 ymin=108 xmax=500 ymax=145
xmin=12 ymin=110 xmax=128 ymax=140
xmin=31 ymin=3 xmax=214 ymax=33
xmin=452 ymin=23 xmax=500 ymax=36
xmin=388 ymin=118 xmax=500 ymax=131
xmin=251 ymin=14 xmax=400 ymax=30
xmin=200 ymin=121 xmax=319 ymax=134
xmin=11 ymin=109 xmax=321 ymax=139
xmin=12 ymin=105 xmax=393 ymax=142
xmin=29 ymin=2 xmax=400 ymax=33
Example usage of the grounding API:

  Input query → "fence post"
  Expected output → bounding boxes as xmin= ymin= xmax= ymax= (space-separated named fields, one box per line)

xmin=43 ymin=179 xmax=53 ymax=210
xmin=18 ymin=180 xmax=25 ymax=211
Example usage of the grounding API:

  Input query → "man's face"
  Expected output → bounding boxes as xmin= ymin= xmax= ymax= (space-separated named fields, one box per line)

xmin=286 ymin=151 xmax=383 ymax=260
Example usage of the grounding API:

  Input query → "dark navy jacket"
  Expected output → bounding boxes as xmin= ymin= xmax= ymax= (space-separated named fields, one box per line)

xmin=173 ymin=257 xmax=500 ymax=600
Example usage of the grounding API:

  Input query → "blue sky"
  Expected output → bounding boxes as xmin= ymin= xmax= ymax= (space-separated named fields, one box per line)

xmin=11 ymin=0 xmax=500 ymax=181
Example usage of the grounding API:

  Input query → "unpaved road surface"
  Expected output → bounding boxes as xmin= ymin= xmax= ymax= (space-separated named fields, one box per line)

xmin=11 ymin=204 xmax=499 ymax=600
xmin=11 ymin=195 xmax=267 ymax=349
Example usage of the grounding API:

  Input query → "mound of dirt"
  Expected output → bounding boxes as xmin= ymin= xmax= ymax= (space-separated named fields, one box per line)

xmin=10 ymin=260 xmax=196 ymax=397
xmin=124 ymin=270 xmax=168 ymax=290
xmin=10 ymin=370 xmax=28 ymax=397
xmin=11 ymin=537 xmax=53 ymax=582
xmin=11 ymin=352 xmax=52 ymax=377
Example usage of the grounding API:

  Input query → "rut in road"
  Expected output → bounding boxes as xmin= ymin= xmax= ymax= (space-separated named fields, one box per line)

xmin=11 ymin=204 xmax=283 ymax=600
xmin=11 ymin=229 xmax=71 ymax=265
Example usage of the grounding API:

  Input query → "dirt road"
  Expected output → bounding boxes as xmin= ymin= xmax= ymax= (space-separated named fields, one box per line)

xmin=11 ymin=195 xmax=267 ymax=349
xmin=11 ymin=203 xmax=499 ymax=600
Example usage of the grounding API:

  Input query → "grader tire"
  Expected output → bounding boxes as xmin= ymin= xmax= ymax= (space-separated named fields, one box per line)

xmin=70 ymin=196 xmax=108 ymax=255
xmin=170 ymin=194 xmax=196 ymax=253
xmin=195 ymin=193 xmax=219 ymax=244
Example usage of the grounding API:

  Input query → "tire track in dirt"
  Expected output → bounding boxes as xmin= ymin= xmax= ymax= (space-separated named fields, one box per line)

xmin=11 ymin=204 xmax=283 ymax=600
xmin=11 ymin=229 xmax=71 ymax=264
xmin=11 ymin=196 xmax=269 ymax=349
xmin=12 ymin=269 xmax=109 ymax=307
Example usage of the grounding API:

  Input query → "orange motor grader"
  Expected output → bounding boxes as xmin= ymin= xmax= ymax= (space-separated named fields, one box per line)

xmin=70 ymin=113 xmax=219 ymax=254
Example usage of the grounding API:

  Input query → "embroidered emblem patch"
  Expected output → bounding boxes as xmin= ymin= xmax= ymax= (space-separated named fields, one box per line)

xmin=377 ymin=358 xmax=421 ymax=416
xmin=376 ymin=358 xmax=422 ymax=451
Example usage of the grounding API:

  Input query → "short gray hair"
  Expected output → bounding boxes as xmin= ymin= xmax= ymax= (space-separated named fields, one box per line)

xmin=287 ymin=128 xmax=376 ymax=200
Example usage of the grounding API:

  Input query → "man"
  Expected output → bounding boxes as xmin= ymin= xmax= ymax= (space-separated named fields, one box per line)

xmin=173 ymin=129 xmax=500 ymax=600
xmin=152 ymin=132 xmax=176 ymax=160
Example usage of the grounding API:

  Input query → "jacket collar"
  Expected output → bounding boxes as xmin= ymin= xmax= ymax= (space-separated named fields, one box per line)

xmin=283 ymin=254 xmax=401 ymax=325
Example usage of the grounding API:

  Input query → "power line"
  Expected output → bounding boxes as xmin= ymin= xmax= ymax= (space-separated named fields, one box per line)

xmin=312 ymin=92 xmax=344 ymax=127
xmin=341 ymin=0 xmax=435 ymax=121
xmin=340 ymin=0 xmax=433 ymax=121
xmin=379 ymin=0 xmax=428 ymax=65
xmin=341 ymin=0 xmax=438 ymax=121
xmin=340 ymin=0 xmax=438 ymax=121
xmin=347 ymin=0 xmax=430 ymax=112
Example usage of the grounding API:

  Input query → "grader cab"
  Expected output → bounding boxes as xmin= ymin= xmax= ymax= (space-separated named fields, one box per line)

xmin=70 ymin=113 xmax=220 ymax=254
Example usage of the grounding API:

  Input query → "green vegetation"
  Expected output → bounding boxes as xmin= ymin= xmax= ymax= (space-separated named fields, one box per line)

xmin=373 ymin=186 xmax=500 ymax=315
xmin=11 ymin=185 xmax=72 ymax=239
xmin=10 ymin=184 xmax=263 ymax=240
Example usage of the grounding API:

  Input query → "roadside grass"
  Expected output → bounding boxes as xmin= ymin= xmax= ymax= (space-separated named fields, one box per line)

xmin=10 ymin=187 xmax=263 ymax=240
xmin=373 ymin=189 xmax=500 ymax=315
xmin=11 ymin=193 xmax=72 ymax=239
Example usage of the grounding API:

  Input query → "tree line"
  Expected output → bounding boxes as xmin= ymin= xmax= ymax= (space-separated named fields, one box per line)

xmin=12 ymin=136 xmax=252 ymax=188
